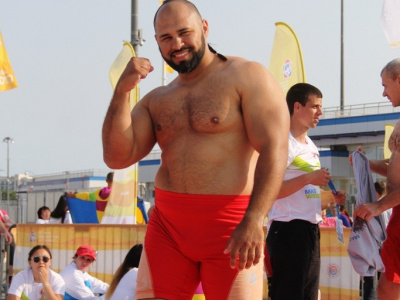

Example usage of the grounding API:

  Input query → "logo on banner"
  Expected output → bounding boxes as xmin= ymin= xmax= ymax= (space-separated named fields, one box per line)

xmin=328 ymin=263 xmax=340 ymax=278
xmin=283 ymin=59 xmax=292 ymax=79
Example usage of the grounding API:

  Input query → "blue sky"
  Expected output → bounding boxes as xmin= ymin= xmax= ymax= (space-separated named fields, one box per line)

xmin=0 ymin=0 xmax=399 ymax=175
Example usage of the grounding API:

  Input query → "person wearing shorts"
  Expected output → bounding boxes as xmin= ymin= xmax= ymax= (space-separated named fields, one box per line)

xmin=136 ymin=189 xmax=263 ymax=300
xmin=353 ymin=58 xmax=400 ymax=300
xmin=102 ymin=0 xmax=290 ymax=299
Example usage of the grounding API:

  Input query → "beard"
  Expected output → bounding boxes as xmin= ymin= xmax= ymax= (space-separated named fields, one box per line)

xmin=161 ymin=35 xmax=206 ymax=74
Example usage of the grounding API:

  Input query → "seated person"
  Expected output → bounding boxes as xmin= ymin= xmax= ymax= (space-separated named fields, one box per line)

xmin=7 ymin=245 xmax=65 ymax=300
xmin=325 ymin=203 xmax=351 ymax=227
xmin=49 ymin=195 xmax=73 ymax=224
xmin=105 ymin=244 xmax=143 ymax=300
xmin=339 ymin=205 xmax=352 ymax=226
xmin=320 ymin=209 xmax=350 ymax=228
xmin=36 ymin=206 xmax=51 ymax=224
xmin=60 ymin=245 xmax=109 ymax=300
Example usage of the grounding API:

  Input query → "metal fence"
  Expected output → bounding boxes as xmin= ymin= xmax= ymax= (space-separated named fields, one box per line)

xmin=0 ymin=227 xmax=14 ymax=300
xmin=321 ymin=101 xmax=400 ymax=119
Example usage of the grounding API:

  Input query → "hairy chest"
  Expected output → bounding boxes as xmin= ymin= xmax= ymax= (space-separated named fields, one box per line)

xmin=149 ymin=81 xmax=242 ymax=140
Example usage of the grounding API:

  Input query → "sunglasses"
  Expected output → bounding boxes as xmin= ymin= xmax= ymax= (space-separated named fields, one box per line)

xmin=79 ymin=256 xmax=94 ymax=263
xmin=32 ymin=256 xmax=50 ymax=263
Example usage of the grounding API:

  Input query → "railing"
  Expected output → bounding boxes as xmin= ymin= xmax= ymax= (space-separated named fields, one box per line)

xmin=31 ymin=169 xmax=110 ymax=182
xmin=321 ymin=102 xmax=400 ymax=119
xmin=0 ymin=225 xmax=16 ymax=300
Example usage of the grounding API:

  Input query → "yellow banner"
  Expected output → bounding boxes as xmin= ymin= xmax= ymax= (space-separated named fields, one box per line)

xmin=13 ymin=225 xmax=359 ymax=298
xmin=269 ymin=22 xmax=306 ymax=95
xmin=14 ymin=224 xmax=147 ymax=283
xmin=0 ymin=32 xmax=18 ymax=92
xmin=384 ymin=123 xmax=395 ymax=159
xmin=319 ymin=228 xmax=360 ymax=299
xmin=104 ymin=42 xmax=140 ymax=224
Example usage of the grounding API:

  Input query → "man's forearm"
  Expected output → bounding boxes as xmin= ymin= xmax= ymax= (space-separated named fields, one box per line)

xmin=380 ymin=186 xmax=400 ymax=211
xmin=369 ymin=159 xmax=389 ymax=177
xmin=277 ymin=175 xmax=309 ymax=199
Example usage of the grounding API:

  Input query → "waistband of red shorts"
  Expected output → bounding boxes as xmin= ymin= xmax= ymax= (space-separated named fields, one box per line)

xmin=154 ymin=187 xmax=250 ymax=209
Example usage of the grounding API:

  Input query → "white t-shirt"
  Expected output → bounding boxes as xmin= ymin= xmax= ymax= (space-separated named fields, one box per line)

xmin=35 ymin=219 xmax=49 ymax=224
xmin=60 ymin=262 xmax=109 ymax=300
xmin=8 ymin=268 xmax=65 ymax=300
xmin=268 ymin=133 xmax=322 ymax=226
xmin=49 ymin=211 xmax=73 ymax=224
xmin=109 ymin=268 xmax=137 ymax=300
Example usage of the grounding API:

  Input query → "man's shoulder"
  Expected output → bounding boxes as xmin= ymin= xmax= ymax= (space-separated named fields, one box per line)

xmin=224 ymin=56 xmax=265 ymax=72
xmin=141 ymin=85 xmax=170 ymax=103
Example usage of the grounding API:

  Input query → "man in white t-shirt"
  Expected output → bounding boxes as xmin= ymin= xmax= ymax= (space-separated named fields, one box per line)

xmin=266 ymin=83 xmax=346 ymax=300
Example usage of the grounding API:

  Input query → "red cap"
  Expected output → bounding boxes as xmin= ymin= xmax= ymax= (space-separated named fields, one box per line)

xmin=75 ymin=245 xmax=96 ymax=261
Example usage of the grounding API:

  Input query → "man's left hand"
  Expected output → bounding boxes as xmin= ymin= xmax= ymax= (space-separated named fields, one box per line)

xmin=224 ymin=218 xmax=264 ymax=270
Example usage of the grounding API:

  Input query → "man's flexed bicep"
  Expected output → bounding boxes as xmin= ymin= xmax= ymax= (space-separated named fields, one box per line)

xmin=102 ymin=95 xmax=156 ymax=170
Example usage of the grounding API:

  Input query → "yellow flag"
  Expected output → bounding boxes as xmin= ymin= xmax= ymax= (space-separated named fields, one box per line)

xmin=165 ymin=62 xmax=174 ymax=73
xmin=384 ymin=124 xmax=395 ymax=159
xmin=269 ymin=22 xmax=306 ymax=94
xmin=109 ymin=42 xmax=138 ymax=108
xmin=0 ymin=32 xmax=18 ymax=92
xmin=102 ymin=42 xmax=139 ymax=224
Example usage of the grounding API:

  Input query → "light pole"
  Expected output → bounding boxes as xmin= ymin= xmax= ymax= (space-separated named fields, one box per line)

xmin=3 ymin=137 xmax=14 ymax=207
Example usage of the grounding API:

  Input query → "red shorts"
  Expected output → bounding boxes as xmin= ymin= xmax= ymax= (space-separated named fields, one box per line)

xmin=135 ymin=188 xmax=264 ymax=300
xmin=381 ymin=206 xmax=400 ymax=283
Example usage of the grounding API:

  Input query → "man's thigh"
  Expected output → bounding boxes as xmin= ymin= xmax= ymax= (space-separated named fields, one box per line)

xmin=201 ymin=254 xmax=264 ymax=300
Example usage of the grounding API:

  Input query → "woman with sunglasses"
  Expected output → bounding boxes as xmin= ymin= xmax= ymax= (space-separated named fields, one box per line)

xmin=60 ymin=245 xmax=109 ymax=300
xmin=7 ymin=245 xmax=65 ymax=300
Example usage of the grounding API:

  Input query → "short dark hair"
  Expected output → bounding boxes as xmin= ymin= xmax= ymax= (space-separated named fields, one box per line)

xmin=286 ymin=83 xmax=323 ymax=116
xmin=374 ymin=181 xmax=386 ymax=196
xmin=381 ymin=58 xmax=400 ymax=80
xmin=153 ymin=0 xmax=202 ymax=28
xmin=106 ymin=172 xmax=114 ymax=183
xmin=37 ymin=206 xmax=50 ymax=219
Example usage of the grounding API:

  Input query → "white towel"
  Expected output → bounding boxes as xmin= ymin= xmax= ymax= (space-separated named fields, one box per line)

xmin=347 ymin=151 xmax=387 ymax=276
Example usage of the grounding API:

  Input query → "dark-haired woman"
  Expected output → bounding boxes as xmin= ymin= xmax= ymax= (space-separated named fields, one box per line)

xmin=105 ymin=244 xmax=143 ymax=300
xmin=7 ymin=245 xmax=65 ymax=300
xmin=49 ymin=195 xmax=72 ymax=224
